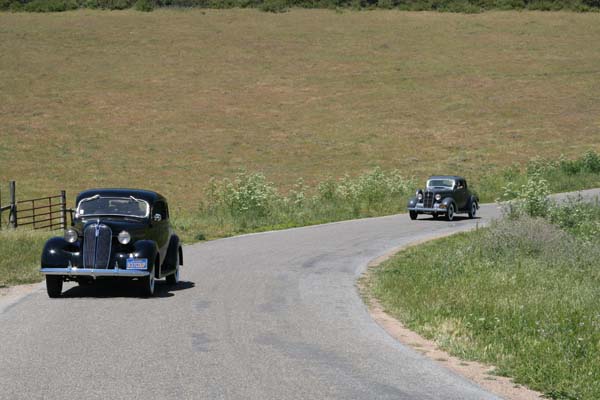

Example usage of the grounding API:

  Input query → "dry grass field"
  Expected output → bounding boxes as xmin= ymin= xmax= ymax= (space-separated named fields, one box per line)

xmin=1 ymin=9 xmax=600 ymax=210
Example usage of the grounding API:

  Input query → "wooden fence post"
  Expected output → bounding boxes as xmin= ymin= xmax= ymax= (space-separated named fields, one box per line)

xmin=9 ymin=180 xmax=17 ymax=229
xmin=60 ymin=190 xmax=67 ymax=230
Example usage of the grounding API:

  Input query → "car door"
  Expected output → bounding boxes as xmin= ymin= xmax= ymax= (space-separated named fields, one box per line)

xmin=454 ymin=180 xmax=467 ymax=210
xmin=152 ymin=200 xmax=170 ymax=268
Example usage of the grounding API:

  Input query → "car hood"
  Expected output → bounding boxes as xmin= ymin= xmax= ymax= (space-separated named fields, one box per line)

xmin=423 ymin=188 xmax=453 ymax=197
xmin=74 ymin=217 xmax=149 ymax=237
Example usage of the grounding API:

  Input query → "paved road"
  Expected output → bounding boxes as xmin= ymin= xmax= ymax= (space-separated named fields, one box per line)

xmin=2 ymin=189 xmax=599 ymax=400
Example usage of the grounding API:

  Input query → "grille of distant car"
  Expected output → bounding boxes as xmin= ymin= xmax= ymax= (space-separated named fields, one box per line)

xmin=83 ymin=224 xmax=112 ymax=269
xmin=424 ymin=192 xmax=434 ymax=208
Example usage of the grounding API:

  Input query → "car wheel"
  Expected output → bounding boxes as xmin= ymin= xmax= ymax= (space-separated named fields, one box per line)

xmin=166 ymin=250 xmax=180 ymax=285
xmin=468 ymin=201 xmax=477 ymax=219
xmin=46 ymin=275 xmax=63 ymax=298
xmin=445 ymin=204 xmax=455 ymax=221
xmin=432 ymin=213 xmax=439 ymax=220
xmin=140 ymin=269 xmax=155 ymax=297
xmin=409 ymin=211 xmax=418 ymax=220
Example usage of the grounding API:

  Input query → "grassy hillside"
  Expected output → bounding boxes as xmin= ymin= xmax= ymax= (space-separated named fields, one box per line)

xmin=1 ymin=10 xmax=600 ymax=212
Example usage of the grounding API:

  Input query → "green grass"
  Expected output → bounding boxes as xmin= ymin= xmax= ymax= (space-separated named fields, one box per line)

xmin=0 ymin=230 xmax=52 ymax=287
xmin=370 ymin=206 xmax=600 ymax=399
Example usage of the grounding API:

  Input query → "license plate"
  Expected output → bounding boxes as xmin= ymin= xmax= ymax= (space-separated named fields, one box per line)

xmin=126 ymin=258 xmax=148 ymax=270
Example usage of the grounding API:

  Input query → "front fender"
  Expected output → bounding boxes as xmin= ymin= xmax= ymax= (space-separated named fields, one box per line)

xmin=41 ymin=237 xmax=81 ymax=268
xmin=133 ymin=240 xmax=159 ymax=271
xmin=407 ymin=196 xmax=418 ymax=209
xmin=441 ymin=197 xmax=455 ymax=209
xmin=164 ymin=234 xmax=181 ymax=272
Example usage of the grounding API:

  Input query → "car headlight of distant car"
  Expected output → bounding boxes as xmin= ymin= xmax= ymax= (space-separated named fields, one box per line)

xmin=417 ymin=193 xmax=423 ymax=200
xmin=64 ymin=229 xmax=78 ymax=244
xmin=118 ymin=230 xmax=131 ymax=245
xmin=435 ymin=194 xmax=442 ymax=201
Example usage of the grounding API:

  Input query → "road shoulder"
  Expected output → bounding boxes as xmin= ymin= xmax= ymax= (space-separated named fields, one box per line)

xmin=0 ymin=283 xmax=43 ymax=314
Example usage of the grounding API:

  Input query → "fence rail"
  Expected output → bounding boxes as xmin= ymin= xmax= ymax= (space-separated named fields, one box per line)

xmin=0 ymin=181 xmax=67 ymax=231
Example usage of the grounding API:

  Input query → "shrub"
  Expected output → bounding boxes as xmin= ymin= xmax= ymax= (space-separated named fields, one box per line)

xmin=581 ymin=150 xmax=600 ymax=173
xmin=581 ymin=0 xmax=599 ymax=6
xmin=495 ymin=0 xmax=525 ymax=8
xmin=134 ymin=0 xmax=154 ymax=10
xmin=0 ymin=0 xmax=11 ymax=9
xmin=211 ymin=171 xmax=279 ymax=218
xmin=85 ymin=0 xmax=132 ymax=9
xmin=480 ymin=216 xmax=575 ymax=263
xmin=198 ymin=167 xmax=413 ymax=233
xmin=500 ymin=172 xmax=550 ymax=218
xmin=23 ymin=0 xmax=78 ymax=11
xmin=259 ymin=0 xmax=288 ymax=11
xmin=8 ymin=0 xmax=23 ymax=9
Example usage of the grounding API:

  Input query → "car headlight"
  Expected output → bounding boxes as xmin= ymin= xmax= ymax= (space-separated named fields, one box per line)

xmin=435 ymin=194 xmax=442 ymax=201
xmin=64 ymin=229 xmax=78 ymax=244
xmin=118 ymin=230 xmax=131 ymax=245
xmin=417 ymin=193 xmax=423 ymax=200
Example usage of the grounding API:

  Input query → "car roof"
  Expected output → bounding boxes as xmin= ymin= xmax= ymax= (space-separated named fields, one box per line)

xmin=75 ymin=188 xmax=166 ymax=205
xmin=427 ymin=175 xmax=465 ymax=181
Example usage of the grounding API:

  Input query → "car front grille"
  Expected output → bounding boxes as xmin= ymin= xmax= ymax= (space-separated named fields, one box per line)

xmin=424 ymin=192 xmax=434 ymax=208
xmin=83 ymin=223 xmax=112 ymax=269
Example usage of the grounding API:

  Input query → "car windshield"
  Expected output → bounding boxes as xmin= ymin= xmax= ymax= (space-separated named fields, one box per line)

xmin=76 ymin=196 xmax=149 ymax=218
xmin=427 ymin=179 xmax=454 ymax=189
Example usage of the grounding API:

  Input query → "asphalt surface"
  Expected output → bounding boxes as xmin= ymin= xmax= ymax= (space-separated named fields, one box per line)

xmin=2 ymin=189 xmax=599 ymax=400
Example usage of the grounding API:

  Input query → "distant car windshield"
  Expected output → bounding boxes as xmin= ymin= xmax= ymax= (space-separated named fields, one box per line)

xmin=427 ymin=179 xmax=454 ymax=189
xmin=76 ymin=196 xmax=149 ymax=218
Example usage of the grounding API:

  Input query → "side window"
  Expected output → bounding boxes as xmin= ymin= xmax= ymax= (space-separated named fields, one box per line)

xmin=153 ymin=201 xmax=167 ymax=220
xmin=457 ymin=180 xmax=465 ymax=190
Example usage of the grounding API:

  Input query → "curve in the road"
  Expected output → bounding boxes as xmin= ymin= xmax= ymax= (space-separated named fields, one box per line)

xmin=1 ymin=189 xmax=598 ymax=400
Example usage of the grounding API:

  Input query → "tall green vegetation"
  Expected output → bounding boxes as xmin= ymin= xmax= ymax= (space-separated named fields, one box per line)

xmin=172 ymin=167 xmax=415 ymax=240
xmin=2 ymin=0 xmax=599 ymax=12
xmin=170 ymin=150 xmax=600 ymax=242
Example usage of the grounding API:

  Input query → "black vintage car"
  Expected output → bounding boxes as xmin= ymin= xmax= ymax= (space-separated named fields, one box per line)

xmin=40 ymin=189 xmax=183 ymax=298
xmin=407 ymin=176 xmax=479 ymax=221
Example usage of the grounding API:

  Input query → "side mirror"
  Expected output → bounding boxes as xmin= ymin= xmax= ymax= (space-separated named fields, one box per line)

xmin=153 ymin=213 xmax=162 ymax=222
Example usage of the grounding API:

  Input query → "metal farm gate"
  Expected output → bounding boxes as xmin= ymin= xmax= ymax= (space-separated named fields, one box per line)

xmin=0 ymin=181 xmax=68 ymax=231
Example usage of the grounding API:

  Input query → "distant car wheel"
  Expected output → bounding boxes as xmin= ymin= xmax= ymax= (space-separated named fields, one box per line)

xmin=432 ymin=213 xmax=439 ymax=219
xmin=445 ymin=203 xmax=455 ymax=221
xmin=409 ymin=211 xmax=418 ymax=220
xmin=166 ymin=250 xmax=180 ymax=285
xmin=468 ymin=201 xmax=478 ymax=219
xmin=140 ymin=269 xmax=155 ymax=297
xmin=46 ymin=275 xmax=63 ymax=298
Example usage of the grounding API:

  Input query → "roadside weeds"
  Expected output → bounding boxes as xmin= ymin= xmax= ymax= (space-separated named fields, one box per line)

xmin=358 ymin=236 xmax=544 ymax=400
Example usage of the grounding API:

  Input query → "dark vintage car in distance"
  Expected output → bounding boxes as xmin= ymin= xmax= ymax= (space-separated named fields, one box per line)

xmin=407 ymin=176 xmax=479 ymax=221
xmin=40 ymin=189 xmax=183 ymax=298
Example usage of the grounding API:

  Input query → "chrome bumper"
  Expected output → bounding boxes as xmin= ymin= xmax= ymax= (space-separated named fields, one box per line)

xmin=40 ymin=266 xmax=149 ymax=278
xmin=408 ymin=206 xmax=447 ymax=213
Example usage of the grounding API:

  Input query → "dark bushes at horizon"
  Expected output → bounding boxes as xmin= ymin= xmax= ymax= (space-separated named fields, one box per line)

xmin=1 ymin=0 xmax=599 ymax=12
